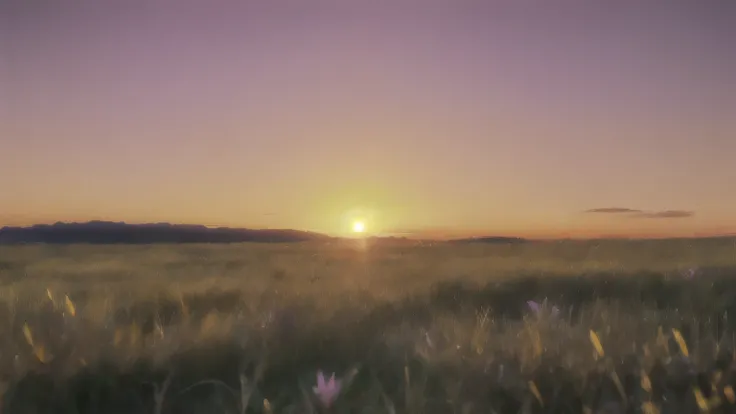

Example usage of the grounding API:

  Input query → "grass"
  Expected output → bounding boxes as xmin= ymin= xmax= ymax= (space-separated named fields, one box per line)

xmin=1 ymin=238 xmax=736 ymax=413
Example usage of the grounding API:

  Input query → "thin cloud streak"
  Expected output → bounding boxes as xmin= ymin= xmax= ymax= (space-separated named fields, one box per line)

xmin=631 ymin=210 xmax=695 ymax=219
xmin=584 ymin=208 xmax=643 ymax=214
xmin=585 ymin=208 xmax=694 ymax=219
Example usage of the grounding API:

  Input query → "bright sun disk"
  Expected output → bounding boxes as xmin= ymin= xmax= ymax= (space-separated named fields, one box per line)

xmin=352 ymin=221 xmax=365 ymax=233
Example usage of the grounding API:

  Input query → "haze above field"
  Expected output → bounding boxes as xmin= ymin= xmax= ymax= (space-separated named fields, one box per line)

xmin=0 ymin=221 xmax=531 ymax=244
xmin=2 ymin=1 xmax=735 ymax=238
xmin=2 ymin=221 xmax=734 ymax=245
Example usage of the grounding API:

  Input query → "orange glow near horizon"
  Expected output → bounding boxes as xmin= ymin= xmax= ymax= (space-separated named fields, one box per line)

xmin=1 ymin=210 xmax=734 ymax=240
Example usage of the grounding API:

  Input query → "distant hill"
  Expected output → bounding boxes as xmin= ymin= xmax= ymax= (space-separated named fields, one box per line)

xmin=0 ymin=221 xmax=332 ymax=244
xmin=448 ymin=236 xmax=527 ymax=244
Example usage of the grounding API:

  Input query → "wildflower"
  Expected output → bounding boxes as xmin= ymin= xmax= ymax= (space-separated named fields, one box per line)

xmin=683 ymin=267 xmax=698 ymax=279
xmin=527 ymin=299 xmax=560 ymax=318
xmin=313 ymin=370 xmax=341 ymax=408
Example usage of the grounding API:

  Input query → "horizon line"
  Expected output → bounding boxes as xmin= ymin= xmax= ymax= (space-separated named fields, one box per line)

xmin=2 ymin=220 xmax=735 ymax=242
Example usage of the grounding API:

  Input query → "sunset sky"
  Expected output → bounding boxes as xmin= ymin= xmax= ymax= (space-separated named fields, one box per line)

xmin=2 ymin=1 xmax=735 ymax=239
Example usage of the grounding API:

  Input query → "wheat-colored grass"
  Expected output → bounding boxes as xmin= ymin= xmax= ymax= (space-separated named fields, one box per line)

xmin=0 ymin=238 xmax=735 ymax=413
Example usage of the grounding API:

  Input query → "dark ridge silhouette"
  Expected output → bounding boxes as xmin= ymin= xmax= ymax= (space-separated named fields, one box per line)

xmin=0 ymin=221 xmax=332 ymax=244
xmin=448 ymin=236 xmax=527 ymax=244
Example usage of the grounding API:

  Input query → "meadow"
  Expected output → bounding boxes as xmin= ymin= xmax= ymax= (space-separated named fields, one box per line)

xmin=1 ymin=237 xmax=736 ymax=413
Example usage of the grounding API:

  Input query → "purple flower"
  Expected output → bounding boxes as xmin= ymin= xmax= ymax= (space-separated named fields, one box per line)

xmin=527 ymin=300 xmax=541 ymax=313
xmin=313 ymin=371 xmax=341 ymax=407
xmin=527 ymin=299 xmax=560 ymax=318
xmin=683 ymin=267 xmax=698 ymax=279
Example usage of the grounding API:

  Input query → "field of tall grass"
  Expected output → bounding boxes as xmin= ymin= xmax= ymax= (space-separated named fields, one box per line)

xmin=1 ymin=238 xmax=736 ymax=413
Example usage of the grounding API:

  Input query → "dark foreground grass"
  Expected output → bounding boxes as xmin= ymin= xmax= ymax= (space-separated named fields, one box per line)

xmin=1 ymin=240 xmax=736 ymax=413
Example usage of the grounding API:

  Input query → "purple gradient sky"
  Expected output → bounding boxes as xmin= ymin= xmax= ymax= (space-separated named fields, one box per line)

xmin=2 ymin=1 xmax=735 ymax=238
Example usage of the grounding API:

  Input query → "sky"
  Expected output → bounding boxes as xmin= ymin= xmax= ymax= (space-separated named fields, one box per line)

xmin=2 ymin=0 xmax=735 ymax=239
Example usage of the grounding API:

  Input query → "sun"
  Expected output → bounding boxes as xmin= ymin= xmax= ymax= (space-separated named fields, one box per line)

xmin=352 ymin=221 xmax=366 ymax=233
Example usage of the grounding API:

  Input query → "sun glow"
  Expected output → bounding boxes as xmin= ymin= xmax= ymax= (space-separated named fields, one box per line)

xmin=352 ymin=221 xmax=366 ymax=233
